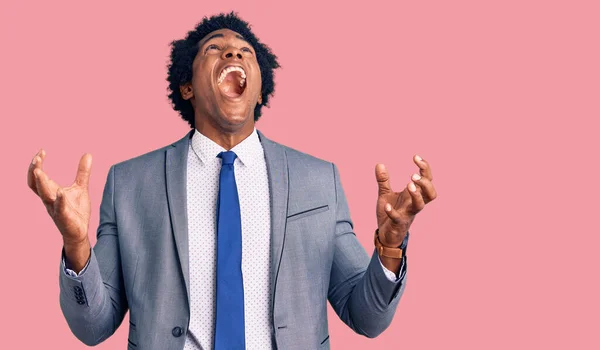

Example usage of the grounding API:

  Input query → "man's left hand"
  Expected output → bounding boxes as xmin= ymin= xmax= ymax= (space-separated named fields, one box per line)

xmin=375 ymin=155 xmax=437 ymax=247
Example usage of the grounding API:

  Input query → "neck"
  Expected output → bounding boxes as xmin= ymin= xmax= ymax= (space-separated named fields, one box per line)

xmin=194 ymin=116 xmax=255 ymax=150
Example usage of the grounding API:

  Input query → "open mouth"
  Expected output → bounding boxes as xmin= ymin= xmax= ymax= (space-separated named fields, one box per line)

xmin=217 ymin=65 xmax=247 ymax=99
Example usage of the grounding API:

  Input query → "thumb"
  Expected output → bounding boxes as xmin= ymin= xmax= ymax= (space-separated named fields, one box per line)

xmin=375 ymin=163 xmax=392 ymax=195
xmin=75 ymin=153 xmax=92 ymax=187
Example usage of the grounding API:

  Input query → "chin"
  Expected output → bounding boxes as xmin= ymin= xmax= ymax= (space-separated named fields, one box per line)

xmin=215 ymin=109 xmax=252 ymax=128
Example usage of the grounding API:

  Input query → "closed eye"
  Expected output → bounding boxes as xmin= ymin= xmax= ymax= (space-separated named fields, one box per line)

xmin=205 ymin=44 xmax=220 ymax=53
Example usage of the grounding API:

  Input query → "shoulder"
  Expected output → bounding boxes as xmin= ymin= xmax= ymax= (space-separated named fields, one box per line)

xmin=263 ymin=133 xmax=336 ymax=181
xmin=264 ymin=135 xmax=341 ymax=208
xmin=111 ymin=130 xmax=191 ymax=177
xmin=283 ymin=144 xmax=333 ymax=170
xmin=262 ymin=130 xmax=333 ymax=168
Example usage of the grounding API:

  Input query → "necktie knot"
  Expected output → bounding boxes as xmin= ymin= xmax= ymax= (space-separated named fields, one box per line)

xmin=218 ymin=151 xmax=237 ymax=165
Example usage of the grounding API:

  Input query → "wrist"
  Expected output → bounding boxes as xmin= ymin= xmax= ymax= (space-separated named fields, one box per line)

xmin=374 ymin=229 xmax=405 ymax=259
xmin=63 ymin=233 xmax=89 ymax=248
xmin=377 ymin=228 xmax=406 ymax=248
xmin=63 ymin=238 xmax=91 ymax=272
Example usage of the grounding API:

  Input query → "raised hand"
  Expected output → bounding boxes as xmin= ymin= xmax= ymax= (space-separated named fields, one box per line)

xmin=27 ymin=149 xmax=93 ymax=247
xmin=375 ymin=155 xmax=437 ymax=247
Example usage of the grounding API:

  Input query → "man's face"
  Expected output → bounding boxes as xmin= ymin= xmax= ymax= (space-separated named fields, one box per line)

xmin=183 ymin=28 xmax=262 ymax=129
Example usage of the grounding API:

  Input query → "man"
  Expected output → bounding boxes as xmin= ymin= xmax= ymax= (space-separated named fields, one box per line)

xmin=27 ymin=12 xmax=437 ymax=349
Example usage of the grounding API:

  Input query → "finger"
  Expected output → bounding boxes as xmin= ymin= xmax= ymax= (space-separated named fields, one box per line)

xmin=384 ymin=202 xmax=404 ymax=225
xmin=54 ymin=187 xmax=68 ymax=216
xmin=375 ymin=163 xmax=393 ymax=195
xmin=27 ymin=149 xmax=45 ymax=193
xmin=34 ymin=168 xmax=57 ymax=205
xmin=74 ymin=153 xmax=92 ymax=187
xmin=413 ymin=154 xmax=433 ymax=181
xmin=411 ymin=173 xmax=437 ymax=203
xmin=396 ymin=186 xmax=413 ymax=213
xmin=406 ymin=181 xmax=425 ymax=214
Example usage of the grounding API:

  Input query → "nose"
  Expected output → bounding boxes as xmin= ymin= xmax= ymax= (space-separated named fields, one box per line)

xmin=221 ymin=46 xmax=243 ymax=60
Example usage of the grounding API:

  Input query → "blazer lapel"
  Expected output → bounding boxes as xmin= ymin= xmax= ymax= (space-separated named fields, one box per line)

xmin=165 ymin=129 xmax=194 ymax=307
xmin=165 ymin=128 xmax=288 ymax=313
xmin=257 ymin=129 xmax=290 ymax=305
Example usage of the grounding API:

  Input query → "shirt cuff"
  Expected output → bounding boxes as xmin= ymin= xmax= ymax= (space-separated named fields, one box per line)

xmin=62 ymin=248 xmax=91 ymax=277
xmin=377 ymin=255 xmax=406 ymax=283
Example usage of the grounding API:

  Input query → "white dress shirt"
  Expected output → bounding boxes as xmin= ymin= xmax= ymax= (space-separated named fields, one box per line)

xmin=63 ymin=127 xmax=403 ymax=349
xmin=184 ymin=128 xmax=272 ymax=349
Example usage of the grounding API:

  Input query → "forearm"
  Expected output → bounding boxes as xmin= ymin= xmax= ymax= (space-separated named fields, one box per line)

xmin=345 ymin=249 xmax=407 ymax=338
xmin=59 ymin=241 xmax=127 ymax=346
xmin=329 ymin=231 xmax=407 ymax=339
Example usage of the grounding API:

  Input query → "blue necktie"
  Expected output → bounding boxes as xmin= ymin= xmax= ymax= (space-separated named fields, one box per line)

xmin=214 ymin=151 xmax=245 ymax=350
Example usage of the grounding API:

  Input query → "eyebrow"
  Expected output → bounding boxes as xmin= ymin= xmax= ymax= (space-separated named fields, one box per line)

xmin=200 ymin=33 xmax=250 ymax=47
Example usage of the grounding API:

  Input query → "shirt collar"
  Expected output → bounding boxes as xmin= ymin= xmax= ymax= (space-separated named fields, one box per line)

xmin=191 ymin=127 xmax=263 ymax=166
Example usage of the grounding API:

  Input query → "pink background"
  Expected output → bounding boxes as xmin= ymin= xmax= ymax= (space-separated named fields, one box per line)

xmin=1 ymin=0 xmax=599 ymax=349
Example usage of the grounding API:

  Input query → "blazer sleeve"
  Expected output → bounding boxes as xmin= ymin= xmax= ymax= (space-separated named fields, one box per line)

xmin=58 ymin=165 xmax=128 ymax=346
xmin=327 ymin=163 xmax=408 ymax=338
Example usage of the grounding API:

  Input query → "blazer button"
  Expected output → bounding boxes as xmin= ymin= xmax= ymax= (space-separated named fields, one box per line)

xmin=172 ymin=326 xmax=183 ymax=337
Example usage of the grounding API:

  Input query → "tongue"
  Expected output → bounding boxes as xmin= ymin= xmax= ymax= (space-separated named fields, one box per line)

xmin=220 ymin=71 xmax=244 ymax=98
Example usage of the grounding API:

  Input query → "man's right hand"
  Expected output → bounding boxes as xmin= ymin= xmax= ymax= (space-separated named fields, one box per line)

xmin=27 ymin=149 xmax=93 ymax=272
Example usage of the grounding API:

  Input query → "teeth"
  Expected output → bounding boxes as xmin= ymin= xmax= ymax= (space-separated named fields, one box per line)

xmin=217 ymin=66 xmax=247 ymax=86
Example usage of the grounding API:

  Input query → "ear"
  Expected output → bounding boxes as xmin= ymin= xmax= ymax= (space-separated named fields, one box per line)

xmin=258 ymin=94 xmax=263 ymax=105
xmin=179 ymin=83 xmax=194 ymax=100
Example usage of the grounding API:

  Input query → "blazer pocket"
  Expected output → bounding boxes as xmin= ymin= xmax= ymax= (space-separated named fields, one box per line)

xmin=319 ymin=334 xmax=330 ymax=349
xmin=286 ymin=205 xmax=329 ymax=222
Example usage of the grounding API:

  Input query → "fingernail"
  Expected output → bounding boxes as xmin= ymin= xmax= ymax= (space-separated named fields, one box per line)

xmin=409 ymin=182 xmax=417 ymax=192
xmin=412 ymin=173 xmax=421 ymax=181
xmin=415 ymin=155 xmax=422 ymax=161
xmin=32 ymin=158 xmax=36 ymax=165
xmin=385 ymin=203 xmax=392 ymax=211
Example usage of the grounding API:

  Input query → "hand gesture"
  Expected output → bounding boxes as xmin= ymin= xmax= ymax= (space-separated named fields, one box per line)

xmin=27 ymin=149 xmax=93 ymax=246
xmin=375 ymin=155 xmax=437 ymax=247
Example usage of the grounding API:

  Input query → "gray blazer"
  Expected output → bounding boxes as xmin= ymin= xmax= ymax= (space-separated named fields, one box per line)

xmin=59 ymin=129 xmax=407 ymax=349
